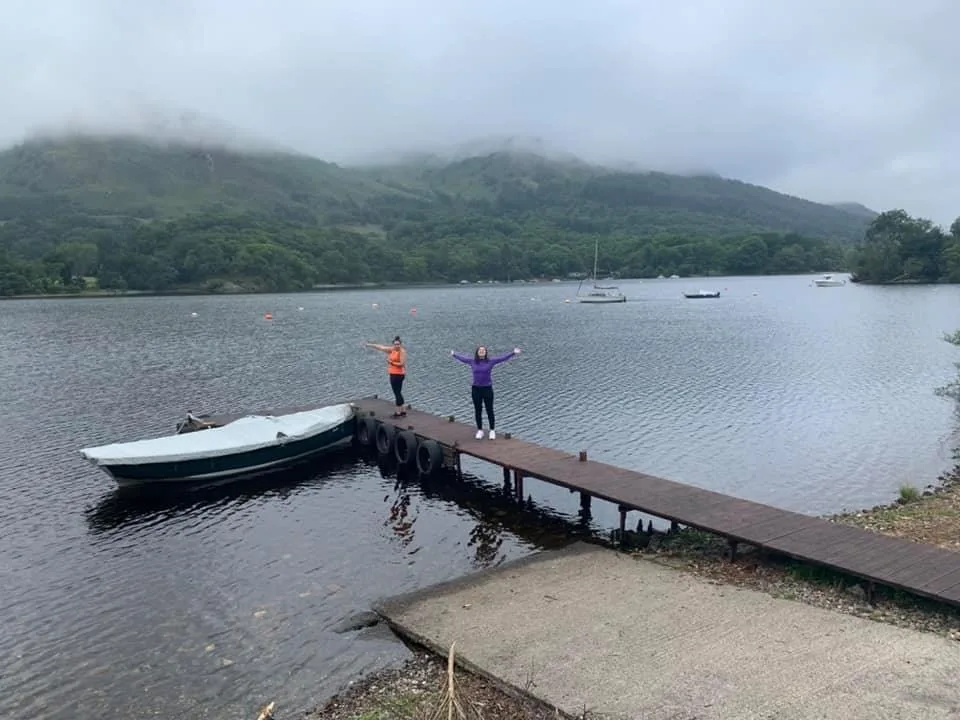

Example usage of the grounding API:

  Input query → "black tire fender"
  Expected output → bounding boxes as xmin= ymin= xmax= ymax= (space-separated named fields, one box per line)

xmin=394 ymin=430 xmax=419 ymax=465
xmin=416 ymin=439 xmax=444 ymax=477
xmin=356 ymin=416 xmax=376 ymax=446
xmin=375 ymin=422 xmax=397 ymax=456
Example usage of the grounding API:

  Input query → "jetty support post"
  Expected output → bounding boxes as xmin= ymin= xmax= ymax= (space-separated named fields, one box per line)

xmin=727 ymin=539 xmax=739 ymax=562
xmin=501 ymin=466 xmax=512 ymax=494
xmin=514 ymin=470 xmax=525 ymax=502
xmin=618 ymin=505 xmax=628 ymax=545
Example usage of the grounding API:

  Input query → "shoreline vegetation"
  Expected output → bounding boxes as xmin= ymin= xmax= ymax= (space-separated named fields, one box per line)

xmin=0 ymin=271 xmax=831 ymax=301
xmin=5 ymin=271 xmax=957 ymax=302
xmin=0 ymin=280 xmax=450 ymax=301
xmin=2 ymin=137 xmax=958 ymax=297
xmin=1 ymin=136 xmax=867 ymax=297
xmin=307 ymin=463 xmax=960 ymax=720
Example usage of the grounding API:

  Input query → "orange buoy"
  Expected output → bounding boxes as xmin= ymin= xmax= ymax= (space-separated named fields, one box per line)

xmin=264 ymin=313 xmax=273 ymax=320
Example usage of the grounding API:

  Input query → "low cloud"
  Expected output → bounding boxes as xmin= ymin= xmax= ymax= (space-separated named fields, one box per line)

xmin=2 ymin=0 xmax=957 ymax=223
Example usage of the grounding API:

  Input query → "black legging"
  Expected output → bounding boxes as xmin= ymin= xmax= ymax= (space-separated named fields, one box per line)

xmin=390 ymin=374 xmax=405 ymax=407
xmin=471 ymin=385 xmax=494 ymax=430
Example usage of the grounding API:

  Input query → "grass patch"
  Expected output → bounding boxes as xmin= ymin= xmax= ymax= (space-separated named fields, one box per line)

xmin=898 ymin=484 xmax=921 ymax=504
xmin=350 ymin=691 xmax=438 ymax=719
xmin=654 ymin=528 xmax=731 ymax=556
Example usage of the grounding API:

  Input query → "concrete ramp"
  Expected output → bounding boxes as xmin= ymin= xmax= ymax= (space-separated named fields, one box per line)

xmin=376 ymin=543 xmax=960 ymax=720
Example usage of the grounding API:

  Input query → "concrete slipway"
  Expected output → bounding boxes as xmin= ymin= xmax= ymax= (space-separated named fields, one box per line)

xmin=374 ymin=542 xmax=960 ymax=720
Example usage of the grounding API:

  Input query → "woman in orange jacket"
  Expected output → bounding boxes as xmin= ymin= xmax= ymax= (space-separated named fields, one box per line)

xmin=365 ymin=335 xmax=408 ymax=417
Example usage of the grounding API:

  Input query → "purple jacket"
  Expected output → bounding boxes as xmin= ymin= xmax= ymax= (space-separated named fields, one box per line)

xmin=452 ymin=351 xmax=517 ymax=387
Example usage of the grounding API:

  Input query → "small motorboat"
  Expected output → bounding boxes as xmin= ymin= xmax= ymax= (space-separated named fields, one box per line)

xmin=683 ymin=290 xmax=721 ymax=299
xmin=80 ymin=403 xmax=357 ymax=487
xmin=814 ymin=273 xmax=847 ymax=287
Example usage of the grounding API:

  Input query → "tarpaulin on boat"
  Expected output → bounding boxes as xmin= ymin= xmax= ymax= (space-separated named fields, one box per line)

xmin=80 ymin=404 xmax=355 ymax=466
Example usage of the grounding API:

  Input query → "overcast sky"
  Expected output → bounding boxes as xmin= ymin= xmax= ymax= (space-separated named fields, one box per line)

xmin=2 ymin=0 xmax=958 ymax=224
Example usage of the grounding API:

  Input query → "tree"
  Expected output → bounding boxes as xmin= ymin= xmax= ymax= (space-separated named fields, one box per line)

xmin=936 ymin=330 xmax=960 ymax=404
xmin=854 ymin=209 xmax=946 ymax=283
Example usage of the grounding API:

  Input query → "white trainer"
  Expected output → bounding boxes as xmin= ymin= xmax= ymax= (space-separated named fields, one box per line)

xmin=475 ymin=429 xmax=484 ymax=440
xmin=488 ymin=429 xmax=496 ymax=440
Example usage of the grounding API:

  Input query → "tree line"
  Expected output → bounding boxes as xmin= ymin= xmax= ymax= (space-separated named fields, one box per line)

xmin=0 ymin=208 xmax=852 ymax=296
xmin=850 ymin=210 xmax=960 ymax=284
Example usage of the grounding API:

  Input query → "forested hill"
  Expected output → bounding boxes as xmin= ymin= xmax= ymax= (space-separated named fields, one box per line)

xmin=0 ymin=135 xmax=876 ymax=295
xmin=356 ymin=151 xmax=874 ymax=242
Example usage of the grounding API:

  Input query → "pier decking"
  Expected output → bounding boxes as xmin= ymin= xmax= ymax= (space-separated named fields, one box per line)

xmin=353 ymin=397 xmax=960 ymax=609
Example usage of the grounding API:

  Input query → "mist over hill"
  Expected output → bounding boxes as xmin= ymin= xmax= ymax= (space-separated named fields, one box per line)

xmin=0 ymin=132 xmax=875 ymax=295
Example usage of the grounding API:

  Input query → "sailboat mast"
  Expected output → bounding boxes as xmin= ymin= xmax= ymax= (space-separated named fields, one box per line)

xmin=592 ymin=238 xmax=599 ymax=281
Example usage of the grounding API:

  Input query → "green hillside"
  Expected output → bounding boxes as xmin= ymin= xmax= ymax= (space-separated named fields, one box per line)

xmin=0 ymin=134 xmax=878 ymax=295
xmin=0 ymin=135 xmax=422 ymax=222
xmin=357 ymin=151 xmax=873 ymax=242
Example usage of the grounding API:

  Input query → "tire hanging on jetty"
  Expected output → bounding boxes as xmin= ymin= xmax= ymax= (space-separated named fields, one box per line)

xmin=416 ymin=439 xmax=444 ymax=477
xmin=356 ymin=416 xmax=376 ymax=447
xmin=375 ymin=422 xmax=397 ymax=457
xmin=394 ymin=430 xmax=418 ymax=466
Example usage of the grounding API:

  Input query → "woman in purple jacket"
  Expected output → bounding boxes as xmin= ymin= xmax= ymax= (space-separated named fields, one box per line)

xmin=450 ymin=345 xmax=521 ymax=440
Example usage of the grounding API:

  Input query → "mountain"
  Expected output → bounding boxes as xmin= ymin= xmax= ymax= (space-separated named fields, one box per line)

xmin=829 ymin=202 xmax=879 ymax=220
xmin=0 ymin=135 xmax=421 ymax=223
xmin=0 ymin=134 xmax=876 ymax=295
xmin=357 ymin=151 xmax=871 ymax=242
xmin=0 ymin=135 xmax=871 ymax=241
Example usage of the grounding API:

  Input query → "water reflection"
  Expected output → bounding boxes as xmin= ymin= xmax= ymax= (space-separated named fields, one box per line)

xmin=368 ymin=448 xmax=601 ymax=568
xmin=87 ymin=442 xmax=601 ymax=570
xmin=85 ymin=447 xmax=360 ymax=535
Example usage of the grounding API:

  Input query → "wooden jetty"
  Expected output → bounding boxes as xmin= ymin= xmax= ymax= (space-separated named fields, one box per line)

xmin=352 ymin=396 xmax=960 ymax=609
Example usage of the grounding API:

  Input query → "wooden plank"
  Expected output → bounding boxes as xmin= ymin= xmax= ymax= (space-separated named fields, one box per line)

xmin=718 ymin=513 xmax=821 ymax=545
xmin=931 ymin=581 xmax=960 ymax=605
xmin=916 ymin=567 xmax=960 ymax=595
xmin=351 ymin=398 xmax=960 ymax=609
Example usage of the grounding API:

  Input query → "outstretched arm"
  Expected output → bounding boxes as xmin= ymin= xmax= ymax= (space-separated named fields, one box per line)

xmin=490 ymin=348 xmax=521 ymax=366
xmin=450 ymin=351 xmax=473 ymax=365
xmin=366 ymin=342 xmax=391 ymax=353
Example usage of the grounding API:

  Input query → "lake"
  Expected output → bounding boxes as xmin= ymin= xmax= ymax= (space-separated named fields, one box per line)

xmin=2 ymin=274 xmax=958 ymax=719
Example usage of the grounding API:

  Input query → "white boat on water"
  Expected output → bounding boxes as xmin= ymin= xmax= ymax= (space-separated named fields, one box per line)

xmin=577 ymin=239 xmax=626 ymax=303
xmin=578 ymin=288 xmax=627 ymax=303
xmin=79 ymin=403 xmax=357 ymax=487
xmin=814 ymin=273 xmax=847 ymax=287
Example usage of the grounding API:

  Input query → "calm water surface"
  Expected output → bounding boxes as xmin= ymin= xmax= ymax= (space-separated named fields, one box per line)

xmin=2 ymin=275 xmax=959 ymax=718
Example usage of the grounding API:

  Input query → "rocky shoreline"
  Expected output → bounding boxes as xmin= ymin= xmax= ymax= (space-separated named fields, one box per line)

xmin=306 ymin=647 xmax=575 ymax=720
xmin=306 ymin=466 xmax=960 ymax=720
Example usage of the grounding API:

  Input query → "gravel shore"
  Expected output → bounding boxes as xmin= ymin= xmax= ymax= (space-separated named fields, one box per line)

xmin=307 ymin=467 xmax=960 ymax=720
xmin=306 ymin=647 xmax=575 ymax=719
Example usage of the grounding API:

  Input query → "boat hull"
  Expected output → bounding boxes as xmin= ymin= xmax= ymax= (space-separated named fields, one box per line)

xmin=577 ymin=294 xmax=627 ymax=303
xmin=97 ymin=416 xmax=356 ymax=487
xmin=683 ymin=292 xmax=720 ymax=299
xmin=814 ymin=280 xmax=845 ymax=287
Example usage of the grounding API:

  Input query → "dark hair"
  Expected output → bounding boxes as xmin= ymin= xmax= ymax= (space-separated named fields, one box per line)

xmin=393 ymin=336 xmax=402 ymax=343
xmin=474 ymin=346 xmax=488 ymax=362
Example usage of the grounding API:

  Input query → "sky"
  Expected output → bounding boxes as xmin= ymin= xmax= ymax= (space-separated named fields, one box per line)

xmin=2 ymin=0 xmax=959 ymax=225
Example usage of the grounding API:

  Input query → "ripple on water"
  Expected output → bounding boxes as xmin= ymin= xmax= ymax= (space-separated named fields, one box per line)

xmin=1 ymin=279 xmax=958 ymax=717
